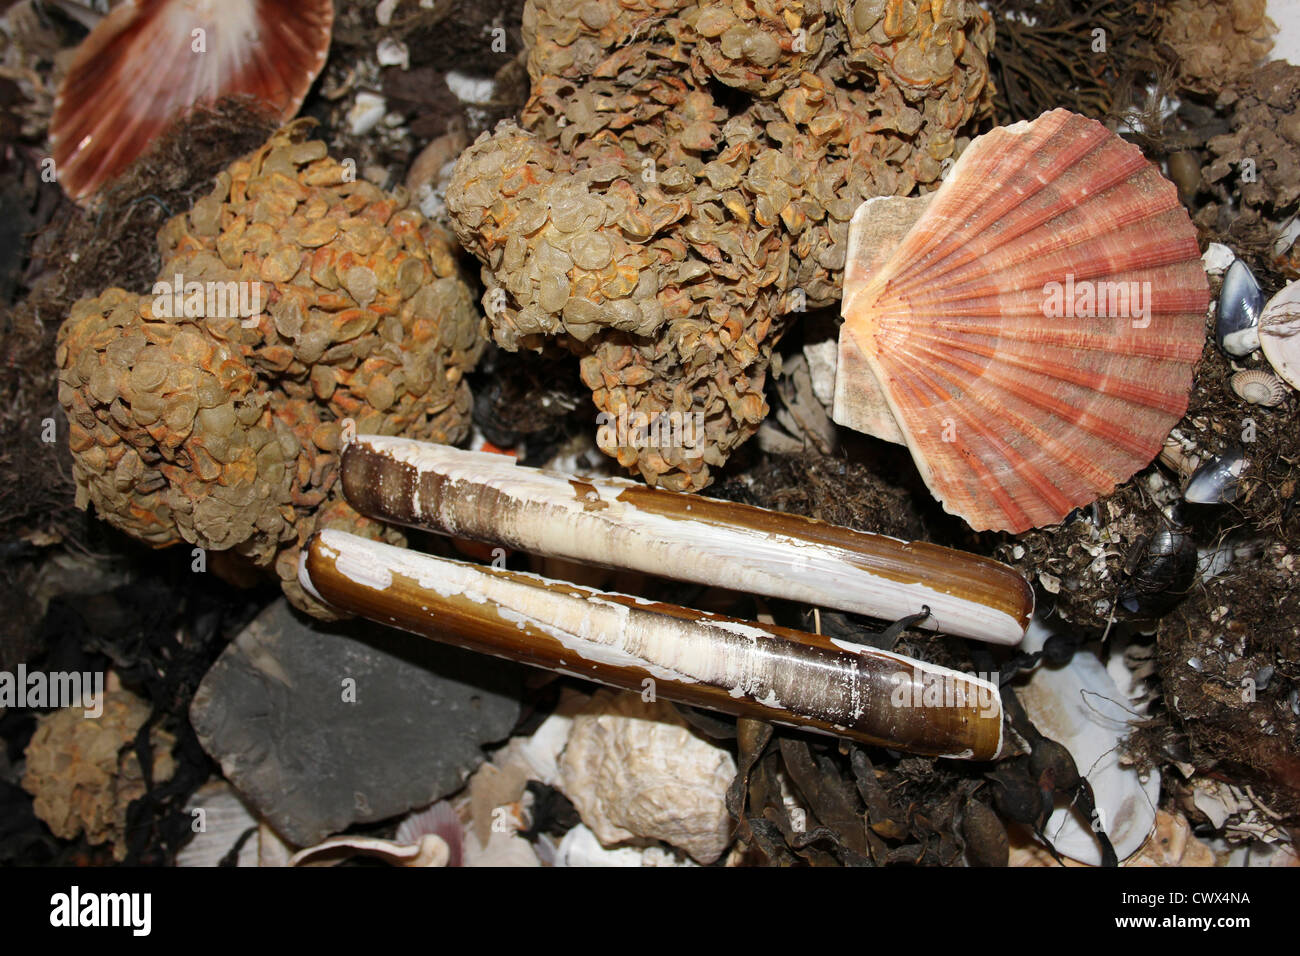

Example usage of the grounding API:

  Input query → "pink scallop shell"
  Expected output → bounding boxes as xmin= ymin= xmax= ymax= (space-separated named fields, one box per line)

xmin=836 ymin=109 xmax=1209 ymax=533
xmin=51 ymin=0 xmax=334 ymax=203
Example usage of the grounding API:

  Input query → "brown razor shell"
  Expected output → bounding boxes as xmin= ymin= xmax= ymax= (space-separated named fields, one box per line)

xmin=301 ymin=530 xmax=1006 ymax=761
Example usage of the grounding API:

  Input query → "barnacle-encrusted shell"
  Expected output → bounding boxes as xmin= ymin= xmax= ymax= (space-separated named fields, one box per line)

xmin=1230 ymin=369 xmax=1288 ymax=406
xmin=450 ymin=0 xmax=996 ymax=490
xmin=23 ymin=690 xmax=176 ymax=861
xmin=557 ymin=690 xmax=736 ymax=864
xmin=57 ymin=122 xmax=485 ymax=615
xmin=835 ymin=109 xmax=1210 ymax=533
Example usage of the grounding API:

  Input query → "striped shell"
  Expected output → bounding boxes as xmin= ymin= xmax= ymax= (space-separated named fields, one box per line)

xmin=835 ymin=109 xmax=1209 ymax=533
xmin=1230 ymin=370 xmax=1288 ymax=407
xmin=51 ymin=0 xmax=334 ymax=202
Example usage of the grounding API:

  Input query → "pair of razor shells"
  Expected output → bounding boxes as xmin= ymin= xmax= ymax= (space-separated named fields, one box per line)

xmin=300 ymin=434 xmax=1033 ymax=763
xmin=305 ymin=436 xmax=1161 ymax=862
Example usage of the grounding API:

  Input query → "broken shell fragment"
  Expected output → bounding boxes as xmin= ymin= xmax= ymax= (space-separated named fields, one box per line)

xmin=340 ymin=434 xmax=1034 ymax=645
xmin=1230 ymin=369 xmax=1288 ymax=407
xmin=299 ymin=529 xmax=1006 ymax=760
xmin=1184 ymin=448 xmax=1249 ymax=505
xmin=1217 ymin=259 xmax=1264 ymax=358
xmin=1017 ymin=620 xmax=1160 ymax=864
xmin=290 ymin=832 xmax=450 ymax=868
xmin=558 ymin=690 xmax=734 ymax=864
xmin=1258 ymin=280 xmax=1300 ymax=390
xmin=51 ymin=0 xmax=335 ymax=202
xmin=835 ymin=109 xmax=1209 ymax=533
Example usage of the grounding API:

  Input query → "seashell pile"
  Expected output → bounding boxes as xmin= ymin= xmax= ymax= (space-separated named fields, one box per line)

xmin=448 ymin=0 xmax=996 ymax=491
xmin=57 ymin=122 xmax=485 ymax=616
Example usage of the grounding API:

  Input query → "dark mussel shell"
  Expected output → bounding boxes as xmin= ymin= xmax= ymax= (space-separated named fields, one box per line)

xmin=1184 ymin=447 xmax=1248 ymax=505
xmin=1216 ymin=259 xmax=1263 ymax=357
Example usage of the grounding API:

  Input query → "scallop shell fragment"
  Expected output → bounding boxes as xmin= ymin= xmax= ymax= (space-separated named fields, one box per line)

xmin=835 ymin=109 xmax=1210 ymax=533
xmin=51 ymin=0 xmax=334 ymax=202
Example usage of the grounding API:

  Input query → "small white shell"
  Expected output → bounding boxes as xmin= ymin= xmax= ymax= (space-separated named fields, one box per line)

xmin=1201 ymin=243 xmax=1236 ymax=276
xmin=289 ymin=832 xmax=449 ymax=867
xmin=176 ymin=782 xmax=259 ymax=867
xmin=550 ymin=823 xmax=698 ymax=867
xmin=1016 ymin=618 xmax=1160 ymax=865
xmin=558 ymin=690 xmax=736 ymax=865
xmin=1259 ymin=280 xmax=1300 ymax=390
xmin=1231 ymin=370 xmax=1288 ymax=407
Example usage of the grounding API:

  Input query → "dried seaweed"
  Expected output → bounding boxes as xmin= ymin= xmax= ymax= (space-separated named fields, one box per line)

xmin=987 ymin=0 xmax=1164 ymax=124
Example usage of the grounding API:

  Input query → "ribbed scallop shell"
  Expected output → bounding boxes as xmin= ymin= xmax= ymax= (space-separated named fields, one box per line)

xmin=1231 ymin=369 xmax=1288 ymax=407
xmin=836 ymin=109 xmax=1209 ymax=533
xmin=51 ymin=0 xmax=334 ymax=202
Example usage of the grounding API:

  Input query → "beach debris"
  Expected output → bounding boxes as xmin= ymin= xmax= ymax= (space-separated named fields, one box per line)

xmin=23 ymin=689 xmax=176 ymax=862
xmin=56 ymin=122 xmax=485 ymax=616
xmin=446 ymin=0 xmax=997 ymax=490
xmin=1197 ymin=58 xmax=1300 ymax=264
xmin=1160 ymin=0 xmax=1275 ymax=93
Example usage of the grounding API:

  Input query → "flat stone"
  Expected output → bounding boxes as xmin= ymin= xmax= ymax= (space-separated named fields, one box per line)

xmin=190 ymin=598 xmax=523 ymax=846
